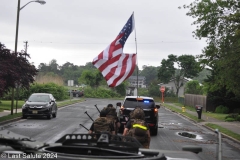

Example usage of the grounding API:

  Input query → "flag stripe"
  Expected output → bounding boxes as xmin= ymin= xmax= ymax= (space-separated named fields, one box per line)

xmin=92 ymin=13 xmax=136 ymax=87
xmin=108 ymin=54 xmax=136 ymax=87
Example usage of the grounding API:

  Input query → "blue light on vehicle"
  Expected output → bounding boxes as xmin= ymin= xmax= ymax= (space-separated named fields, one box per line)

xmin=144 ymin=100 xmax=149 ymax=103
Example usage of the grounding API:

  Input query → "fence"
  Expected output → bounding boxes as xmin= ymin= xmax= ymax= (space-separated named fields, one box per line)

xmin=184 ymin=94 xmax=207 ymax=111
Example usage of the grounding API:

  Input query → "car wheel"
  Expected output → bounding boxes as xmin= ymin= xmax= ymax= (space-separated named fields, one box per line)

xmin=52 ymin=111 xmax=57 ymax=118
xmin=22 ymin=114 xmax=27 ymax=119
xmin=47 ymin=114 xmax=52 ymax=119
xmin=151 ymin=127 xmax=158 ymax=136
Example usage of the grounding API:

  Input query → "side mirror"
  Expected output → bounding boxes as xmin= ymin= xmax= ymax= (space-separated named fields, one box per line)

xmin=116 ymin=102 xmax=121 ymax=107
xmin=156 ymin=105 xmax=160 ymax=109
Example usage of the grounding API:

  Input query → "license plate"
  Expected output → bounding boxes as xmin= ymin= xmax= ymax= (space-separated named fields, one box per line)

xmin=32 ymin=110 xmax=38 ymax=114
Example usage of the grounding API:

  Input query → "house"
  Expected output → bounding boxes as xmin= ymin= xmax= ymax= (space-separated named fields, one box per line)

xmin=125 ymin=76 xmax=146 ymax=96
xmin=158 ymin=77 xmax=191 ymax=97
xmin=128 ymin=76 xmax=146 ymax=88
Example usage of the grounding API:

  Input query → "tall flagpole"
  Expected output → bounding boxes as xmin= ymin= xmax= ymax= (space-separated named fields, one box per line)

xmin=133 ymin=12 xmax=138 ymax=97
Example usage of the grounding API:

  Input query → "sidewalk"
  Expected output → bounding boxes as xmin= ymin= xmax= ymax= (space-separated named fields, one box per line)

xmin=0 ymin=109 xmax=22 ymax=117
xmin=0 ymin=109 xmax=23 ymax=126
xmin=163 ymin=103 xmax=240 ymax=142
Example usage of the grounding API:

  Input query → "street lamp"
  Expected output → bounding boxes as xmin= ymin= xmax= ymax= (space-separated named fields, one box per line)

xmin=11 ymin=0 xmax=46 ymax=115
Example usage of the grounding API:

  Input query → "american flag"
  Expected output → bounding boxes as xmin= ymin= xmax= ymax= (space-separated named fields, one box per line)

xmin=92 ymin=13 xmax=137 ymax=87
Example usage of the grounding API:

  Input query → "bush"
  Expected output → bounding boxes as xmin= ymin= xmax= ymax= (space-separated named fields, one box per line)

xmin=20 ymin=83 xmax=67 ymax=100
xmin=225 ymin=113 xmax=238 ymax=119
xmin=236 ymin=115 xmax=240 ymax=121
xmin=233 ymin=108 xmax=240 ymax=114
xmin=225 ymin=117 xmax=235 ymax=122
xmin=83 ymin=87 xmax=121 ymax=98
xmin=215 ymin=105 xmax=229 ymax=114
xmin=138 ymin=88 xmax=149 ymax=96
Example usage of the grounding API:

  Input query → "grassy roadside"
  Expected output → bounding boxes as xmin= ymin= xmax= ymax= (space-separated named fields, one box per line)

xmin=163 ymin=103 xmax=240 ymax=141
xmin=205 ymin=123 xmax=240 ymax=141
xmin=163 ymin=103 xmax=204 ymax=122
xmin=0 ymin=98 xmax=85 ymax=123
xmin=0 ymin=100 xmax=25 ymax=110
xmin=166 ymin=103 xmax=228 ymax=121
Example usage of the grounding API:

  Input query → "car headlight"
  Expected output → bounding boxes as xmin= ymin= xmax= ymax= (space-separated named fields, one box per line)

xmin=44 ymin=104 xmax=51 ymax=108
xmin=22 ymin=104 xmax=29 ymax=109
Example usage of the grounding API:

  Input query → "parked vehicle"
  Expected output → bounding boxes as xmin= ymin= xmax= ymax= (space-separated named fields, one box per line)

xmin=22 ymin=93 xmax=58 ymax=119
xmin=68 ymin=90 xmax=84 ymax=97
xmin=117 ymin=96 xmax=160 ymax=135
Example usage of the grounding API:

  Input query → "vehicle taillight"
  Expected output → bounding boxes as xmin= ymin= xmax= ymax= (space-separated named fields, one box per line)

xmin=148 ymin=123 xmax=155 ymax=127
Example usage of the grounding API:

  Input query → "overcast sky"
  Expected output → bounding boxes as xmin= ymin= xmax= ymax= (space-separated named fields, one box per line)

xmin=0 ymin=0 xmax=207 ymax=70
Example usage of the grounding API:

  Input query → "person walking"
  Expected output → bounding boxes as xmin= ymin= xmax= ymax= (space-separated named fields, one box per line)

xmin=88 ymin=109 xmax=115 ymax=135
xmin=104 ymin=103 xmax=120 ymax=134
xmin=122 ymin=106 xmax=151 ymax=148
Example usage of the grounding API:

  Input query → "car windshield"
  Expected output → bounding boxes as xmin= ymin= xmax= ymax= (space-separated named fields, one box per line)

xmin=123 ymin=98 xmax=155 ymax=109
xmin=28 ymin=95 xmax=50 ymax=102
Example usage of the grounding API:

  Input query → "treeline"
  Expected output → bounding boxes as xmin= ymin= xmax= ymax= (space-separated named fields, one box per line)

xmin=37 ymin=59 xmax=210 ymax=87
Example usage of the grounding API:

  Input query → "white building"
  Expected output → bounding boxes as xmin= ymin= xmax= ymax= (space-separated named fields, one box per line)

xmin=128 ymin=76 xmax=146 ymax=88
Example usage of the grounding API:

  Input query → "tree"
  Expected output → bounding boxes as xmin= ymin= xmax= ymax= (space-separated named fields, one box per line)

xmin=158 ymin=54 xmax=200 ymax=96
xmin=181 ymin=0 xmax=240 ymax=97
xmin=79 ymin=69 xmax=104 ymax=88
xmin=139 ymin=66 xmax=159 ymax=87
xmin=114 ymin=81 xmax=128 ymax=96
xmin=0 ymin=42 xmax=38 ymax=96
xmin=148 ymin=80 xmax=161 ymax=97
xmin=185 ymin=80 xmax=203 ymax=95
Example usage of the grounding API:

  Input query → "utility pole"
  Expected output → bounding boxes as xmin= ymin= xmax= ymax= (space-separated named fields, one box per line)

xmin=23 ymin=41 xmax=28 ymax=58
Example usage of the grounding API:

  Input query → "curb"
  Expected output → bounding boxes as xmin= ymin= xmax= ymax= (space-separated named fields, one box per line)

xmin=0 ymin=117 xmax=22 ymax=126
xmin=162 ymin=106 xmax=240 ymax=145
xmin=200 ymin=123 xmax=240 ymax=145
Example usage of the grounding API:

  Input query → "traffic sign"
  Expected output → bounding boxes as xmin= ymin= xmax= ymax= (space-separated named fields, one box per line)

xmin=160 ymin=86 xmax=165 ymax=92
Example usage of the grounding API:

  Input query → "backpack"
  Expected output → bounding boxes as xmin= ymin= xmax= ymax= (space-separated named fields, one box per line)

xmin=130 ymin=107 xmax=145 ymax=120
xmin=104 ymin=107 xmax=117 ymax=121
xmin=127 ymin=119 xmax=148 ymax=143
xmin=93 ymin=117 xmax=112 ymax=134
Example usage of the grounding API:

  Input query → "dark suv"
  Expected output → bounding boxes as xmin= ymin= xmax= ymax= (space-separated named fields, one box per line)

xmin=117 ymin=96 xmax=160 ymax=135
xmin=22 ymin=93 xmax=58 ymax=119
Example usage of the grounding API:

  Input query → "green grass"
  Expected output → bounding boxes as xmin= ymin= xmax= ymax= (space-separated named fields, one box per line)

xmin=0 ymin=112 xmax=22 ymax=122
xmin=204 ymin=112 xmax=227 ymax=121
xmin=205 ymin=123 xmax=240 ymax=141
xmin=163 ymin=103 xmax=204 ymax=122
xmin=57 ymin=98 xmax=85 ymax=107
xmin=0 ymin=100 xmax=25 ymax=110
xmin=171 ymin=103 xmax=227 ymax=121
xmin=0 ymin=98 xmax=85 ymax=123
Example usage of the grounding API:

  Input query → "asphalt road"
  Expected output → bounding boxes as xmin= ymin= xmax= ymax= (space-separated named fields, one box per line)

xmin=1 ymin=98 xmax=240 ymax=160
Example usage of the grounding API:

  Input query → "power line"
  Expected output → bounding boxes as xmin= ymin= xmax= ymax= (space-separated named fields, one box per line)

xmin=3 ymin=40 xmax=203 ymax=45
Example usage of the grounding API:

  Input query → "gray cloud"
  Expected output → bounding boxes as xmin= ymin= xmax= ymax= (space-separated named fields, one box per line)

xmin=0 ymin=0 xmax=206 ymax=69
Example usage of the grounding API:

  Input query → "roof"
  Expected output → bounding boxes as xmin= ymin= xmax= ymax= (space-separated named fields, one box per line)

xmin=128 ymin=76 xmax=145 ymax=79
xmin=31 ymin=93 xmax=52 ymax=95
xmin=124 ymin=96 xmax=154 ymax=100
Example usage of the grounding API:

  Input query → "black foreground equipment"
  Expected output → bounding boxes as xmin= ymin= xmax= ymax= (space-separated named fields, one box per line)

xmin=42 ymin=133 xmax=164 ymax=159
xmin=0 ymin=129 xmax=205 ymax=160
